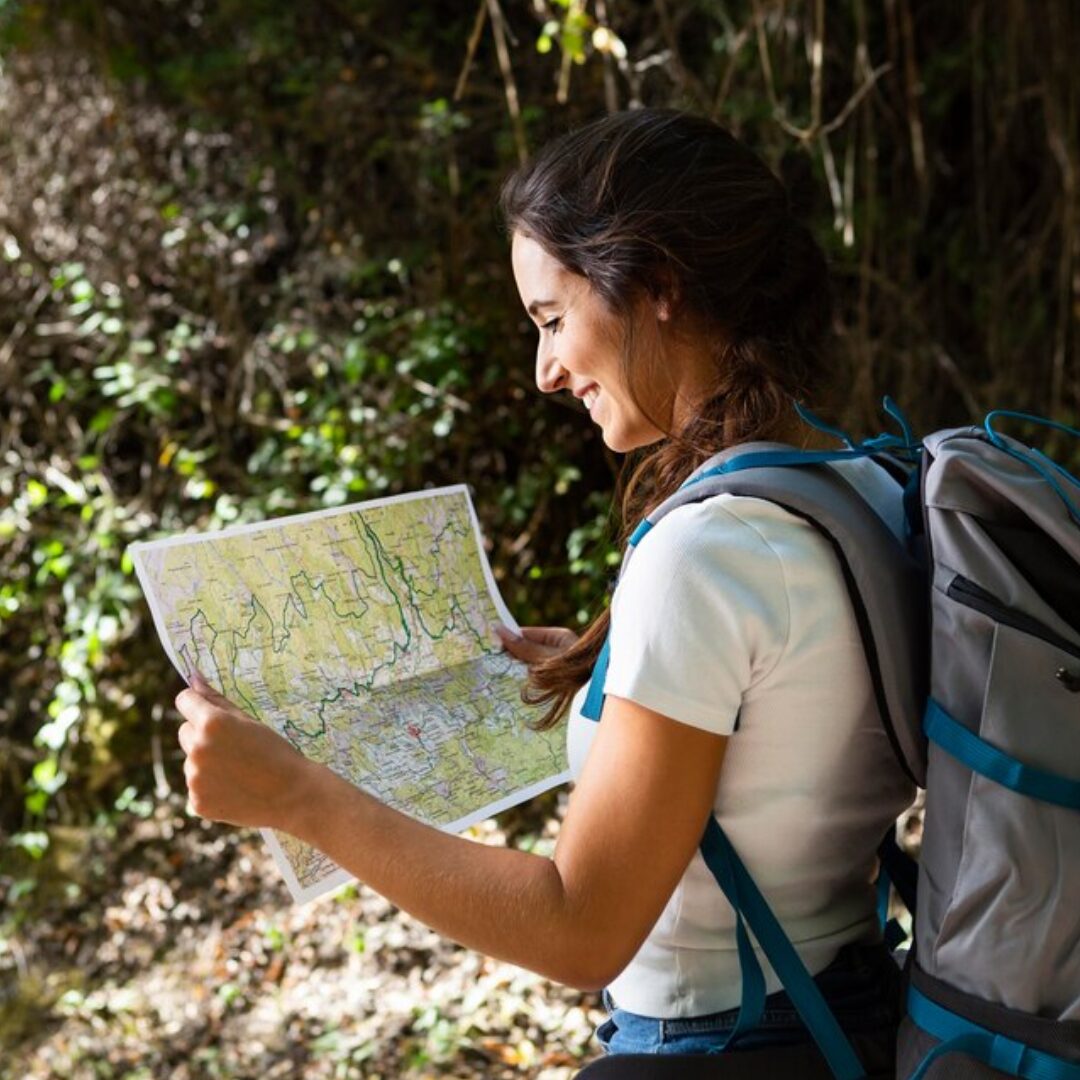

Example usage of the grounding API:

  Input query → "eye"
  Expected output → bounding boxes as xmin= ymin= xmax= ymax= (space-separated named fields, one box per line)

xmin=540 ymin=317 xmax=562 ymax=334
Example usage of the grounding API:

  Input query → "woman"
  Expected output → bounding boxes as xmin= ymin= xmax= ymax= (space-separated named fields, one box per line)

xmin=175 ymin=107 xmax=913 ymax=1067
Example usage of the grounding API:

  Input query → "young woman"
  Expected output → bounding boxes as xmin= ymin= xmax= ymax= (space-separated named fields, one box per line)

xmin=175 ymin=107 xmax=914 ymax=1067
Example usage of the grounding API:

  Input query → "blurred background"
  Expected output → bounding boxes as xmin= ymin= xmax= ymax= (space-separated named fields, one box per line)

xmin=1 ymin=1 xmax=1077 ymax=1077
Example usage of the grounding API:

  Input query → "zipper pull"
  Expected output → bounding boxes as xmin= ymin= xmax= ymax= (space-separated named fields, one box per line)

xmin=1055 ymin=667 xmax=1080 ymax=692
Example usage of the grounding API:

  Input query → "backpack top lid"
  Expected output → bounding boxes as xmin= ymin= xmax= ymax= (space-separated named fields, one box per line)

xmin=628 ymin=439 xmax=930 ymax=788
xmin=923 ymin=422 xmax=1080 ymax=646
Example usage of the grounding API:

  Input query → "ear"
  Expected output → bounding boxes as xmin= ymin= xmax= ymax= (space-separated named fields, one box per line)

xmin=649 ymin=268 xmax=680 ymax=323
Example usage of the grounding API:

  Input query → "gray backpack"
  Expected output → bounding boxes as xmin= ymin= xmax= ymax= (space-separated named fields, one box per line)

xmin=897 ymin=416 xmax=1080 ymax=1079
xmin=578 ymin=405 xmax=1080 ymax=1079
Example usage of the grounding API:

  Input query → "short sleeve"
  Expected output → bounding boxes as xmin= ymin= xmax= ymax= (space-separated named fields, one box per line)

xmin=603 ymin=496 xmax=793 ymax=735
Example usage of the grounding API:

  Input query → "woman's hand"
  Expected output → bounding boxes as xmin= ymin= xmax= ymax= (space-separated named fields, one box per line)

xmin=494 ymin=624 xmax=579 ymax=664
xmin=175 ymin=672 xmax=322 ymax=831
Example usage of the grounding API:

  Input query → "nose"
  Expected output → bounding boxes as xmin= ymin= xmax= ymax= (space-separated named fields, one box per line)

xmin=535 ymin=341 xmax=569 ymax=394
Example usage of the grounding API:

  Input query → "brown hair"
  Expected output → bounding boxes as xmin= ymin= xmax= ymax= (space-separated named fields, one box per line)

xmin=497 ymin=107 xmax=833 ymax=730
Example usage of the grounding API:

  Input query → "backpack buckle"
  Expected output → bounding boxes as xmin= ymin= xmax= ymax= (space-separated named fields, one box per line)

xmin=1055 ymin=667 xmax=1080 ymax=692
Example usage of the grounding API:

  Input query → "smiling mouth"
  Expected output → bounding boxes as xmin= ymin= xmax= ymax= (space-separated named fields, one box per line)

xmin=582 ymin=385 xmax=600 ymax=411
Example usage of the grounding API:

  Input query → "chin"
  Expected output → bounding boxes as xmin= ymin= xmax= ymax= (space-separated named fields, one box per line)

xmin=601 ymin=427 xmax=665 ymax=453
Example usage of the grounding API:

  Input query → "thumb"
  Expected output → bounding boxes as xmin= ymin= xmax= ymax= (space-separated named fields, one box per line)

xmin=493 ymin=624 xmax=558 ymax=664
xmin=519 ymin=626 xmax=577 ymax=649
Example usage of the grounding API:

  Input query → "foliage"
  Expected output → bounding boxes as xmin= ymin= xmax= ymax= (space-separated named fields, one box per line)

xmin=0 ymin=0 xmax=1076 ymax=939
xmin=0 ymin=10 xmax=612 ymax=852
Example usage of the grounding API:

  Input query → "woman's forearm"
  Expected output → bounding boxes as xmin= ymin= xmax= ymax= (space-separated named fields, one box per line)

xmin=173 ymin=679 xmax=623 ymax=988
xmin=286 ymin=762 xmax=612 ymax=990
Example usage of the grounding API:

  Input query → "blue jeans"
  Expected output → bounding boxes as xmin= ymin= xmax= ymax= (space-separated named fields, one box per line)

xmin=595 ymin=942 xmax=901 ymax=1056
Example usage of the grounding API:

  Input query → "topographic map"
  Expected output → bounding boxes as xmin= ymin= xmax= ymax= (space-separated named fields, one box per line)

xmin=130 ymin=486 xmax=570 ymax=902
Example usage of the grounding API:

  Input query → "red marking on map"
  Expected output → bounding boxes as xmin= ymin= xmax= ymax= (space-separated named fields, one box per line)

xmin=406 ymin=723 xmax=421 ymax=740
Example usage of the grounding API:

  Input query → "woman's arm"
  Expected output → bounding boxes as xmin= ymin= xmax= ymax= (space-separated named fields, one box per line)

xmin=176 ymin=677 xmax=727 ymax=991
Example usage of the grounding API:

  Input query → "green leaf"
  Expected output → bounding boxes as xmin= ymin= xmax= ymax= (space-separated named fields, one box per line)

xmin=26 ymin=479 xmax=47 ymax=507
xmin=89 ymin=408 xmax=117 ymax=433
xmin=9 ymin=878 xmax=38 ymax=903
xmin=32 ymin=756 xmax=59 ymax=788
xmin=9 ymin=832 xmax=49 ymax=859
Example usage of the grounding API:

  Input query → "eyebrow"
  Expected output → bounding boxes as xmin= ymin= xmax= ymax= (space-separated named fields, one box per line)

xmin=527 ymin=299 xmax=558 ymax=316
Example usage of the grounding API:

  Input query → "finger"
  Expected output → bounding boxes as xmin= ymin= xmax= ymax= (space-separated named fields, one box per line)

xmin=189 ymin=669 xmax=234 ymax=706
xmin=175 ymin=688 xmax=227 ymax=726
xmin=178 ymin=719 xmax=197 ymax=756
xmin=188 ymin=668 xmax=212 ymax=692
xmin=184 ymin=674 xmax=247 ymax=721
xmin=497 ymin=633 xmax=558 ymax=664
xmin=175 ymin=687 xmax=209 ymax=721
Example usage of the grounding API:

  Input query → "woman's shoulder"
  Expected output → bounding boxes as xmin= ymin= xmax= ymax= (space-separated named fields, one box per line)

xmin=612 ymin=493 xmax=821 ymax=630
xmin=607 ymin=494 xmax=807 ymax=718
xmin=613 ymin=491 xmax=851 ymax=644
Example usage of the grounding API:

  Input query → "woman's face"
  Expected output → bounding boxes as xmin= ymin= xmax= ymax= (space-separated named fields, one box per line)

xmin=510 ymin=231 xmax=672 ymax=453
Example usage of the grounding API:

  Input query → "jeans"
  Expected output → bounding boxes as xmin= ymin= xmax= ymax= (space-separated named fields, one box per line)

xmin=595 ymin=941 xmax=901 ymax=1056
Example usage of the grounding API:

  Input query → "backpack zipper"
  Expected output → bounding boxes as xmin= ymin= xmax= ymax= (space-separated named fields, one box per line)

xmin=946 ymin=574 xmax=1080 ymax=662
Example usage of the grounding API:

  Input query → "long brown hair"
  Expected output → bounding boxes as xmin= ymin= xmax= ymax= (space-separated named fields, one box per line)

xmin=497 ymin=108 xmax=834 ymax=730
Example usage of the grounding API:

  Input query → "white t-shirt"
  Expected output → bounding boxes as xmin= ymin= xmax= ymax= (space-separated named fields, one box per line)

xmin=565 ymin=457 xmax=915 ymax=1018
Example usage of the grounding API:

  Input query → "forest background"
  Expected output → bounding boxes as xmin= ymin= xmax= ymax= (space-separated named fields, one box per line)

xmin=1 ymin=1 xmax=1077 ymax=1077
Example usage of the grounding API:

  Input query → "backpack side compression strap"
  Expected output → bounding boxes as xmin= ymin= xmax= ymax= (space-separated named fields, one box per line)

xmin=906 ymin=988 xmax=1080 ymax=1080
xmin=924 ymin=699 xmax=1080 ymax=809
xmin=699 ymin=817 xmax=867 ymax=1080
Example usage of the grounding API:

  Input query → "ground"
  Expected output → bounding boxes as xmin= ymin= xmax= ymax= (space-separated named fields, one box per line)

xmin=0 ymin=790 xmax=605 ymax=1080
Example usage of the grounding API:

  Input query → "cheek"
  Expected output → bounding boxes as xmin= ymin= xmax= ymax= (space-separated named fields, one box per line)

xmin=583 ymin=339 xmax=625 ymax=389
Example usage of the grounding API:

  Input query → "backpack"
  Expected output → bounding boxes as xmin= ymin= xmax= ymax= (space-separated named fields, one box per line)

xmin=575 ymin=401 xmax=1080 ymax=1080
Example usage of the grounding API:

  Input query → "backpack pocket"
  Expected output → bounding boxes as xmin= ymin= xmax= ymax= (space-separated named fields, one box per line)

xmin=932 ymin=614 xmax=1080 ymax=1020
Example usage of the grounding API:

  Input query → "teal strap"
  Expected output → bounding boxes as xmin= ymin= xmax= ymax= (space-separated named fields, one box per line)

xmin=794 ymin=400 xmax=858 ymax=447
xmin=983 ymin=410 xmax=1080 ymax=526
xmin=581 ymin=634 xmax=610 ymax=722
xmin=907 ymin=987 xmax=1080 ymax=1080
xmin=924 ymin=699 xmax=1080 ymax=810
xmin=695 ymin=818 xmax=768 ymax=1050
xmin=874 ymin=870 xmax=907 ymax=950
xmin=699 ymin=817 xmax=866 ymax=1079
xmin=686 ymin=447 xmax=881 ymax=488
xmin=881 ymin=395 xmax=917 ymax=449
xmin=793 ymin=396 xmax=919 ymax=457
xmin=875 ymin=868 xmax=891 ymax=928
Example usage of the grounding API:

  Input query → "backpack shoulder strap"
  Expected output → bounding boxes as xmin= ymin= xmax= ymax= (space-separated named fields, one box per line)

xmin=586 ymin=441 xmax=929 ymax=786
